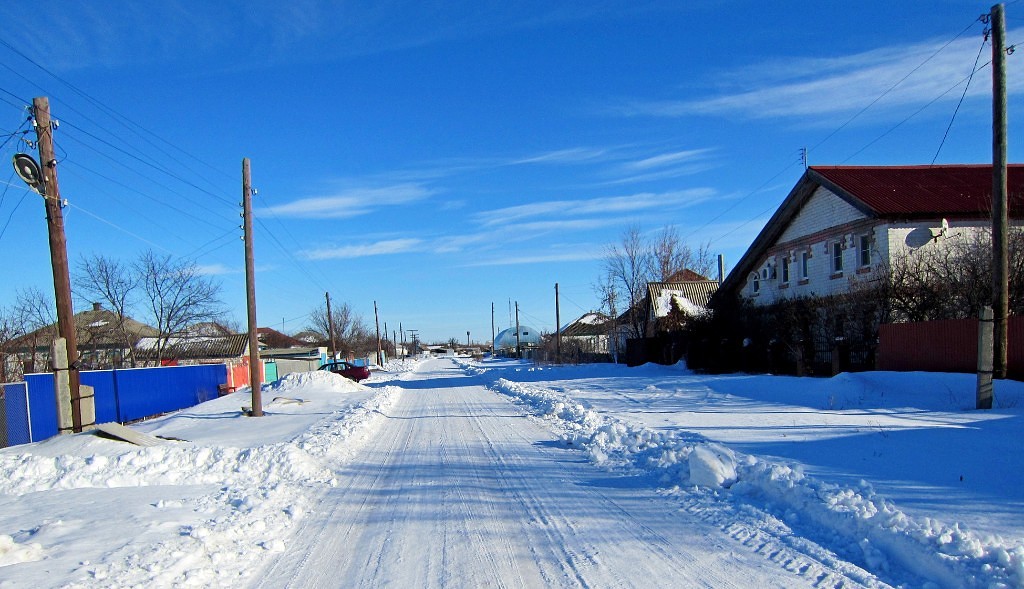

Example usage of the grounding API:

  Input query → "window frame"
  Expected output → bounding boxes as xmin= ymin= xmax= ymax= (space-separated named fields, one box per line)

xmin=831 ymin=241 xmax=844 ymax=274
xmin=858 ymin=234 xmax=871 ymax=267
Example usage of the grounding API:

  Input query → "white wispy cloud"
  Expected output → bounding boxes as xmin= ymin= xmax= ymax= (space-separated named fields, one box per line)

xmin=509 ymin=147 xmax=612 ymax=165
xmin=474 ymin=189 xmax=717 ymax=226
xmin=263 ymin=184 xmax=433 ymax=219
xmin=193 ymin=263 xmax=238 ymax=276
xmin=463 ymin=248 xmax=605 ymax=267
xmin=303 ymin=238 xmax=423 ymax=260
xmin=621 ymin=29 xmax=1024 ymax=121
xmin=622 ymin=148 xmax=714 ymax=171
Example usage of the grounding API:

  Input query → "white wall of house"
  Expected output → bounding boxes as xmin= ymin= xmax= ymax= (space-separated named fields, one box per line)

xmin=744 ymin=187 xmax=880 ymax=305
xmin=778 ymin=186 xmax=865 ymax=242
xmin=743 ymin=210 xmax=1010 ymax=306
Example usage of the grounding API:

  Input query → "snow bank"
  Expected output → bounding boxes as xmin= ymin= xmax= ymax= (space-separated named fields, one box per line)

xmin=480 ymin=371 xmax=1024 ymax=589
xmin=0 ymin=376 xmax=402 ymax=588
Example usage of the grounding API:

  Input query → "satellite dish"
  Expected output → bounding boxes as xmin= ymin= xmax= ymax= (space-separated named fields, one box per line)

xmin=11 ymin=153 xmax=45 ymax=195
xmin=941 ymin=218 xmax=949 ymax=235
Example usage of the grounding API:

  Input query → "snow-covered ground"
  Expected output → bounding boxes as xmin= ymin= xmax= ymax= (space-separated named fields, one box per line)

xmin=0 ymin=357 xmax=1020 ymax=588
xmin=465 ymin=358 xmax=1024 ymax=588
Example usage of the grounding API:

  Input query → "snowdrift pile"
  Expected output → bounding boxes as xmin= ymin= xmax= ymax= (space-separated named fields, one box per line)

xmin=469 ymin=363 xmax=1024 ymax=589
xmin=0 ymin=370 xmax=401 ymax=588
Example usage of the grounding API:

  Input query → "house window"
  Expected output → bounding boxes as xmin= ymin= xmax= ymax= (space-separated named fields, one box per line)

xmin=751 ymin=273 xmax=760 ymax=294
xmin=781 ymin=257 xmax=790 ymax=283
xmin=832 ymin=241 xmax=843 ymax=274
xmin=800 ymin=251 xmax=810 ymax=280
xmin=859 ymin=234 xmax=871 ymax=267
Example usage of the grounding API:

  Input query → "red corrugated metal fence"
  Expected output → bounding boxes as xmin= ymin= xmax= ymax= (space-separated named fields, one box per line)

xmin=878 ymin=316 xmax=1023 ymax=379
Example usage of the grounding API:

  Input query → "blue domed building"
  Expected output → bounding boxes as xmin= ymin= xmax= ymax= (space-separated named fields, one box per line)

xmin=493 ymin=325 xmax=540 ymax=356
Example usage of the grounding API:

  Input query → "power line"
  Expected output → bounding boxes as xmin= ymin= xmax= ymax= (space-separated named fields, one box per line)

xmin=808 ymin=17 xmax=983 ymax=156
xmin=932 ymin=35 xmax=988 ymax=164
xmin=64 ymin=201 xmax=176 ymax=254
xmin=0 ymin=36 xmax=233 ymax=190
xmin=841 ymin=60 xmax=991 ymax=164
xmin=57 ymin=119 xmax=235 ymax=208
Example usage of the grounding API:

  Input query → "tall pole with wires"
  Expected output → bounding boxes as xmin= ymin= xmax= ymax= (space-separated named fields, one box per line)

xmin=326 ymin=292 xmax=337 ymax=360
xmin=242 ymin=158 xmax=262 ymax=417
xmin=991 ymin=3 xmax=1009 ymax=390
xmin=555 ymin=283 xmax=561 ymax=364
xmin=32 ymin=96 xmax=83 ymax=432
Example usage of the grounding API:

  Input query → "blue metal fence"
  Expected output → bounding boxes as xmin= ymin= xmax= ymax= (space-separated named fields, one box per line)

xmin=15 ymin=364 xmax=227 ymax=445
xmin=2 ymin=383 xmax=31 ymax=446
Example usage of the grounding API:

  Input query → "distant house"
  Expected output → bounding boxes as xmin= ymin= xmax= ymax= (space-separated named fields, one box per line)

xmin=256 ymin=327 xmax=307 ymax=350
xmin=718 ymin=164 xmax=1024 ymax=305
xmin=559 ymin=312 xmax=614 ymax=355
xmin=6 ymin=302 xmax=159 ymax=374
xmin=644 ymin=279 xmax=719 ymax=336
xmin=134 ymin=333 xmax=250 ymax=366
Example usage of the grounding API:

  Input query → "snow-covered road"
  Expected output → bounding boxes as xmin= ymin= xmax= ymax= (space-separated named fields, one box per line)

xmin=254 ymin=359 xmax=843 ymax=588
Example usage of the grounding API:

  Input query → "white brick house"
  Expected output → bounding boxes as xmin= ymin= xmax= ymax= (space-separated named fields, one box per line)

xmin=718 ymin=164 xmax=1024 ymax=305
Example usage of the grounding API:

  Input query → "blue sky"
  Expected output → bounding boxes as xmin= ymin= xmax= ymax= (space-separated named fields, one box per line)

xmin=1 ymin=1 xmax=1022 ymax=343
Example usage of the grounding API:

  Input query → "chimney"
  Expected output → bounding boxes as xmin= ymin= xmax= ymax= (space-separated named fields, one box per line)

xmin=92 ymin=302 xmax=103 ymax=312
xmin=717 ymin=255 xmax=726 ymax=284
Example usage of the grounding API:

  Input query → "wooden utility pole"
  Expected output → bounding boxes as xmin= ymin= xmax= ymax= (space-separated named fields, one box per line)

xmin=991 ymin=2 xmax=1009 ymax=383
xmin=555 ymin=283 xmax=561 ymax=364
xmin=400 ymin=322 xmax=404 ymax=358
xmin=490 ymin=303 xmax=495 ymax=357
xmin=374 ymin=300 xmax=383 ymax=366
xmin=325 ymin=292 xmax=337 ymax=360
xmin=33 ymin=97 xmax=83 ymax=432
xmin=242 ymin=158 xmax=262 ymax=417
xmin=515 ymin=302 xmax=522 ymax=359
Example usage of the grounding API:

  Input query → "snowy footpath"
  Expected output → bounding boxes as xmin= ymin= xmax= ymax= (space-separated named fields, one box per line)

xmin=0 ymin=357 xmax=1020 ymax=588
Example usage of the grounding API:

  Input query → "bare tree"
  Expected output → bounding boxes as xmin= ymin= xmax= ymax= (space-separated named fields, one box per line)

xmin=9 ymin=287 xmax=56 ymax=374
xmin=307 ymin=300 xmax=372 ymax=356
xmin=0 ymin=305 xmax=20 ymax=382
xmin=136 ymin=251 xmax=225 ymax=364
xmin=648 ymin=225 xmax=714 ymax=281
xmin=602 ymin=226 xmax=649 ymax=339
xmin=881 ymin=228 xmax=1024 ymax=322
xmin=75 ymin=254 xmax=142 ymax=367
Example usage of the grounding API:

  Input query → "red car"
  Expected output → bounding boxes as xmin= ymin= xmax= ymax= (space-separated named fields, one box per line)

xmin=319 ymin=361 xmax=371 ymax=382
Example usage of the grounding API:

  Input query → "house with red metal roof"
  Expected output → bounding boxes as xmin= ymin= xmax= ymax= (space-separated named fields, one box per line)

xmin=718 ymin=164 xmax=1024 ymax=305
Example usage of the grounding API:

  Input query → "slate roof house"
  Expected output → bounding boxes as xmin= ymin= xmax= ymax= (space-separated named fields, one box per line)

xmin=6 ymin=303 xmax=159 ymax=374
xmin=559 ymin=312 xmax=614 ymax=355
xmin=718 ymin=164 xmax=1024 ymax=305
xmin=644 ymin=279 xmax=719 ymax=336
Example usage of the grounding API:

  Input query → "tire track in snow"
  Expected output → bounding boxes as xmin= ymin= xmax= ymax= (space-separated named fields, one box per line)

xmin=256 ymin=359 xmax=853 ymax=588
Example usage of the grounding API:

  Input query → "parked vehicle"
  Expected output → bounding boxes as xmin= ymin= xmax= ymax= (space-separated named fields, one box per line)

xmin=318 ymin=361 xmax=371 ymax=383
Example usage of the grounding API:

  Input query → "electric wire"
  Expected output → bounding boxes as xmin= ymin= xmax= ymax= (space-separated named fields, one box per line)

xmin=0 ymin=37 xmax=232 ymax=190
xmin=932 ymin=35 xmax=988 ymax=164
xmin=64 ymin=201 xmax=175 ymax=254
xmin=0 ymin=172 xmax=30 ymax=243
xmin=59 ymin=157 xmax=228 ymax=231
xmin=57 ymin=119 xmax=235 ymax=208
xmin=704 ymin=14 xmax=999 ymax=252
xmin=841 ymin=60 xmax=991 ymax=164
xmin=3 ymin=37 xmax=339 ymax=315
xmin=807 ymin=17 xmax=983 ymax=156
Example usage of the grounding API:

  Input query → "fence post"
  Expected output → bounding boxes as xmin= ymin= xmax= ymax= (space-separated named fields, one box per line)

xmin=977 ymin=306 xmax=994 ymax=410
xmin=52 ymin=338 xmax=74 ymax=434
